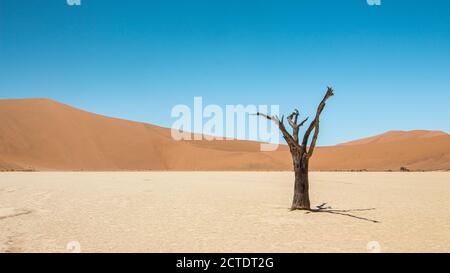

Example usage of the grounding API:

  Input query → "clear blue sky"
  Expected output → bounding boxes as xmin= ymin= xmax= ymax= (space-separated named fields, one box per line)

xmin=0 ymin=0 xmax=449 ymax=145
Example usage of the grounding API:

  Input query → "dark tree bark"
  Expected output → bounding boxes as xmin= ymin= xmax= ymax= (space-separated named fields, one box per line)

xmin=256 ymin=87 xmax=334 ymax=210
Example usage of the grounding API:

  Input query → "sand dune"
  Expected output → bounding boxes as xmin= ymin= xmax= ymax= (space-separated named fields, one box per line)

xmin=311 ymin=136 xmax=450 ymax=171
xmin=339 ymin=130 xmax=448 ymax=146
xmin=0 ymin=98 xmax=449 ymax=171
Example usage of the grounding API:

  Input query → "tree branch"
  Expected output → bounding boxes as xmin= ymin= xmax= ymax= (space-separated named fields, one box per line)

xmin=255 ymin=112 xmax=299 ymax=149
xmin=302 ymin=86 xmax=334 ymax=157
xmin=287 ymin=109 xmax=300 ymax=142
xmin=287 ymin=109 xmax=299 ymax=125
xmin=298 ymin=117 xmax=309 ymax=127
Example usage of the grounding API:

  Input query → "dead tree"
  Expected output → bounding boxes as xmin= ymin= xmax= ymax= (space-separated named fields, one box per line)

xmin=257 ymin=87 xmax=334 ymax=210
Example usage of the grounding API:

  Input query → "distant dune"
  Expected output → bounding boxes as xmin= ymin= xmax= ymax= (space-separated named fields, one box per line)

xmin=0 ymin=98 xmax=449 ymax=171
xmin=339 ymin=130 xmax=448 ymax=146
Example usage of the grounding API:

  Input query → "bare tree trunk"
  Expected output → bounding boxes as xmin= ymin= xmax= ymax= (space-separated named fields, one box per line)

xmin=291 ymin=152 xmax=310 ymax=210
xmin=256 ymin=87 xmax=333 ymax=211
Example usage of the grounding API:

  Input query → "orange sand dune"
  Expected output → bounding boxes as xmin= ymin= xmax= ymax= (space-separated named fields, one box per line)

xmin=339 ymin=130 xmax=447 ymax=146
xmin=312 ymin=136 xmax=450 ymax=171
xmin=0 ymin=98 xmax=448 ymax=171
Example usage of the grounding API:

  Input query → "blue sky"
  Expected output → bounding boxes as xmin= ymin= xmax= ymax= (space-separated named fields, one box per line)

xmin=0 ymin=0 xmax=449 ymax=145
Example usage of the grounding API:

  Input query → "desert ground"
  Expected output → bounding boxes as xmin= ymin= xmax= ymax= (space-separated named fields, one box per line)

xmin=0 ymin=171 xmax=449 ymax=253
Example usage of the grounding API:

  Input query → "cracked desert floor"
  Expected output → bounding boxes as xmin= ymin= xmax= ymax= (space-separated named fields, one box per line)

xmin=0 ymin=172 xmax=449 ymax=253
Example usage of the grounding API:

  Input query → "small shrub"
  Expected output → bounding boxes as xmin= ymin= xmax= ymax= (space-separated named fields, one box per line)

xmin=400 ymin=166 xmax=410 ymax=172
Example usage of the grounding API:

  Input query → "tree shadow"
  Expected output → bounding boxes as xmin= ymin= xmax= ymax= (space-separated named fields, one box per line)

xmin=304 ymin=203 xmax=380 ymax=223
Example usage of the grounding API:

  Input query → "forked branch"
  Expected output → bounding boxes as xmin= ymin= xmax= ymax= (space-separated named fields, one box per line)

xmin=255 ymin=112 xmax=298 ymax=148
xmin=287 ymin=109 xmax=300 ymax=142
xmin=255 ymin=86 xmax=333 ymax=154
